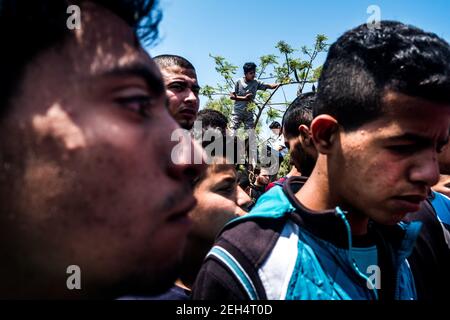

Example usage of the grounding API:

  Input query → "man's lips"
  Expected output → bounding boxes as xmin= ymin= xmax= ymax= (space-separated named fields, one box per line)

xmin=391 ymin=194 xmax=427 ymax=213
xmin=178 ymin=108 xmax=197 ymax=118
xmin=395 ymin=194 xmax=427 ymax=203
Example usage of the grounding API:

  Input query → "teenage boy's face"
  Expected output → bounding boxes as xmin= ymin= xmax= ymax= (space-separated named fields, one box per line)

xmin=329 ymin=91 xmax=450 ymax=225
xmin=189 ymin=162 xmax=250 ymax=242
xmin=245 ymin=70 xmax=256 ymax=81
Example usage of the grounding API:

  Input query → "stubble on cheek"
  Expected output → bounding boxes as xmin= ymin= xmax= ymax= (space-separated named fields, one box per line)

xmin=18 ymin=156 xmax=79 ymax=223
xmin=9 ymin=103 xmax=87 ymax=220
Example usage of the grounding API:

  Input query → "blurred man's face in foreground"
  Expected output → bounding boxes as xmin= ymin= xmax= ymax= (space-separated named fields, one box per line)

xmin=0 ymin=3 xmax=204 ymax=298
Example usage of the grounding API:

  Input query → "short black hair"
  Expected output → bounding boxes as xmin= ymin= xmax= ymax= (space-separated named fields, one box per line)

xmin=282 ymin=92 xmax=315 ymax=139
xmin=269 ymin=121 xmax=281 ymax=130
xmin=154 ymin=54 xmax=196 ymax=71
xmin=0 ymin=0 xmax=161 ymax=117
xmin=315 ymin=21 xmax=450 ymax=131
xmin=196 ymin=109 xmax=228 ymax=135
xmin=243 ymin=62 xmax=257 ymax=74
xmin=237 ymin=170 xmax=250 ymax=190
xmin=194 ymin=109 xmax=237 ymax=164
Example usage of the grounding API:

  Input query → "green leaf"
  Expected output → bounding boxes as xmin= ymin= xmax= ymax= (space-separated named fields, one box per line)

xmin=276 ymin=41 xmax=294 ymax=54
xmin=200 ymin=85 xmax=216 ymax=99
xmin=266 ymin=108 xmax=281 ymax=123
xmin=260 ymin=54 xmax=278 ymax=66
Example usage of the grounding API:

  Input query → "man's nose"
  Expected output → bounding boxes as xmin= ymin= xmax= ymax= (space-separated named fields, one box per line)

xmin=409 ymin=151 xmax=440 ymax=187
xmin=168 ymin=131 xmax=206 ymax=182
xmin=236 ymin=185 xmax=252 ymax=213
xmin=184 ymin=89 xmax=199 ymax=105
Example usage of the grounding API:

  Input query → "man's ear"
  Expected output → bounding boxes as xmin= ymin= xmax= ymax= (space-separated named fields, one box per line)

xmin=310 ymin=115 xmax=340 ymax=154
xmin=298 ymin=124 xmax=312 ymax=146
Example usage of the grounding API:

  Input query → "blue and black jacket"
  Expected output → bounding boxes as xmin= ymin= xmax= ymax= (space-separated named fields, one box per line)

xmin=430 ymin=190 xmax=450 ymax=232
xmin=192 ymin=177 xmax=424 ymax=300
xmin=402 ymin=190 xmax=450 ymax=300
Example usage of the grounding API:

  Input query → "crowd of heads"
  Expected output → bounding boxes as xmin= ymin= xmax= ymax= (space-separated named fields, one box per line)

xmin=0 ymin=0 xmax=449 ymax=300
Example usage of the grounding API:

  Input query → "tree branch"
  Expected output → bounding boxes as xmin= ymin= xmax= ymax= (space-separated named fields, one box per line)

xmin=215 ymin=57 xmax=236 ymax=90
xmin=298 ymin=41 xmax=320 ymax=95
xmin=257 ymin=64 xmax=268 ymax=80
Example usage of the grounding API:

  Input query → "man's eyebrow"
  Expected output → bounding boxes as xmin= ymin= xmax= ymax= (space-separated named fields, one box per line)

xmin=168 ymin=80 xmax=201 ymax=91
xmin=387 ymin=132 xmax=449 ymax=145
xmin=221 ymin=176 xmax=236 ymax=183
xmin=98 ymin=64 xmax=165 ymax=95
xmin=215 ymin=177 xmax=237 ymax=186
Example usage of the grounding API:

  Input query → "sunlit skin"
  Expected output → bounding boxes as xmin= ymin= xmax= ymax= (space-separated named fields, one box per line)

xmin=433 ymin=175 xmax=450 ymax=198
xmin=245 ymin=70 xmax=256 ymax=82
xmin=161 ymin=65 xmax=200 ymax=130
xmin=0 ymin=3 xmax=205 ymax=298
xmin=189 ymin=163 xmax=250 ymax=241
xmin=433 ymin=140 xmax=450 ymax=197
xmin=437 ymin=139 xmax=450 ymax=174
xmin=179 ymin=161 xmax=251 ymax=287
xmin=297 ymin=91 xmax=450 ymax=235
xmin=256 ymin=173 xmax=270 ymax=186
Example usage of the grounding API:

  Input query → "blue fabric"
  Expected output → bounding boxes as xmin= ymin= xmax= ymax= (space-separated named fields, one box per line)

xmin=225 ymin=185 xmax=294 ymax=229
xmin=226 ymin=185 xmax=420 ymax=300
xmin=431 ymin=191 xmax=450 ymax=226
xmin=351 ymin=246 xmax=378 ymax=277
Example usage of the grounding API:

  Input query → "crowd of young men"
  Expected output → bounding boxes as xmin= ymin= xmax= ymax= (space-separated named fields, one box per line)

xmin=0 ymin=0 xmax=449 ymax=300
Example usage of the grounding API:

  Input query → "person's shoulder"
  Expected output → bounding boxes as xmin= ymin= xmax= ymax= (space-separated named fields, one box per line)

xmin=404 ymin=194 xmax=450 ymax=300
xmin=432 ymin=190 xmax=450 ymax=205
xmin=236 ymin=77 xmax=245 ymax=85
xmin=201 ymin=217 xmax=288 ymax=300
xmin=430 ymin=191 xmax=450 ymax=229
xmin=220 ymin=216 xmax=285 ymax=244
xmin=216 ymin=215 xmax=287 ymax=265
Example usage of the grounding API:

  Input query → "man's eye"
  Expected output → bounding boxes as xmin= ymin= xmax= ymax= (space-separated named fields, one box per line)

xmin=116 ymin=96 xmax=152 ymax=118
xmin=193 ymin=87 xmax=201 ymax=95
xmin=168 ymin=83 xmax=185 ymax=92
xmin=387 ymin=144 xmax=418 ymax=155
xmin=213 ymin=184 xmax=235 ymax=196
